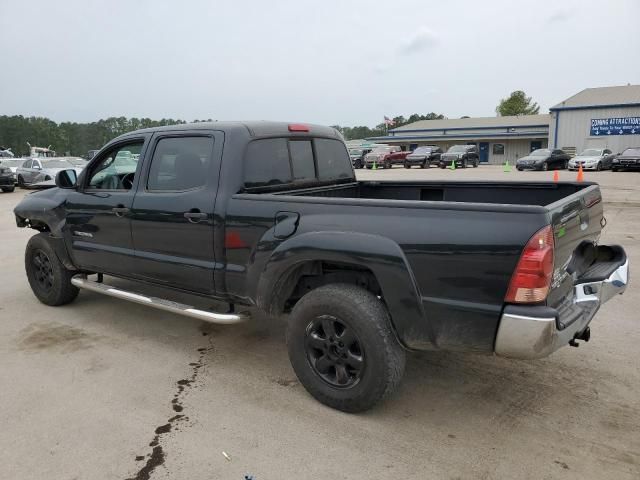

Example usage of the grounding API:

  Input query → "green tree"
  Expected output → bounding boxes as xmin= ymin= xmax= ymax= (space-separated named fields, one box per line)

xmin=495 ymin=90 xmax=540 ymax=116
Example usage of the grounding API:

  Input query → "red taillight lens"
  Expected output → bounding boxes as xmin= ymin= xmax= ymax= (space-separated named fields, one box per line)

xmin=505 ymin=225 xmax=554 ymax=303
xmin=288 ymin=123 xmax=309 ymax=132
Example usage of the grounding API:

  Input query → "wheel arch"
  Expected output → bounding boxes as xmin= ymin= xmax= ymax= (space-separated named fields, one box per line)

xmin=254 ymin=231 xmax=435 ymax=349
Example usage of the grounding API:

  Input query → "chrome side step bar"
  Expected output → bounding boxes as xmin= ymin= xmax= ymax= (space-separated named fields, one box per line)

xmin=71 ymin=275 xmax=249 ymax=324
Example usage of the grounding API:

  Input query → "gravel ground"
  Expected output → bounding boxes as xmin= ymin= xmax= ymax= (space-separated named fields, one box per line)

xmin=0 ymin=166 xmax=638 ymax=479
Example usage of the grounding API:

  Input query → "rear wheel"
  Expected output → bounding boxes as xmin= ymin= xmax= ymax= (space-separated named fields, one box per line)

xmin=287 ymin=284 xmax=405 ymax=413
xmin=384 ymin=160 xmax=391 ymax=169
xmin=473 ymin=159 xmax=479 ymax=168
xmin=462 ymin=158 xmax=468 ymax=168
xmin=420 ymin=161 xmax=427 ymax=169
xmin=612 ymin=167 xmax=619 ymax=172
xmin=541 ymin=162 xmax=548 ymax=171
xmin=17 ymin=175 xmax=25 ymax=188
xmin=439 ymin=163 xmax=446 ymax=169
xmin=404 ymin=162 xmax=410 ymax=169
xmin=596 ymin=162 xmax=602 ymax=171
xmin=25 ymin=233 xmax=79 ymax=306
xmin=2 ymin=187 xmax=15 ymax=193
xmin=563 ymin=160 xmax=568 ymax=169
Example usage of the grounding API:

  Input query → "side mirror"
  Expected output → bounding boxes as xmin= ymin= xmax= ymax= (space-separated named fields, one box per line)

xmin=55 ymin=169 xmax=78 ymax=189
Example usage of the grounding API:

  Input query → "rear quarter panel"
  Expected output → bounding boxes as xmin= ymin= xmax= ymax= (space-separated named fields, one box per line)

xmin=223 ymin=195 xmax=549 ymax=351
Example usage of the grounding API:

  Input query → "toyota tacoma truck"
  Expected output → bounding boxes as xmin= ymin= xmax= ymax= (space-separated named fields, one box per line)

xmin=14 ymin=121 xmax=629 ymax=412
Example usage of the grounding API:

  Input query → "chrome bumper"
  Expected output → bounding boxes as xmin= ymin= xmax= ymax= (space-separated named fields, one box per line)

xmin=495 ymin=260 xmax=629 ymax=359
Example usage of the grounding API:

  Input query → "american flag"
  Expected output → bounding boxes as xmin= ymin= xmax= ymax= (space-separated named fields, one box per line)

xmin=384 ymin=116 xmax=395 ymax=126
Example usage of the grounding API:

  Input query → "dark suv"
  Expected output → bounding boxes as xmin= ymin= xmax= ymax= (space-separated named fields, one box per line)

xmin=439 ymin=145 xmax=479 ymax=168
xmin=404 ymin=146 xmax=443 ymax=168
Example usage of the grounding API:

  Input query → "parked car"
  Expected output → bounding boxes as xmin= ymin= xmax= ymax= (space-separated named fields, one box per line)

xmin=404 ymin=146 xmax=443 ymax=168
xmin=66 ymin=157 xmax=90 ymax=168
xmin=517 ymin=148 xmax=570 ymax=171
xmin=568 ymin=148 xmax=615 ymax=171
xmin=0 ymin=158 xmax=23 ymax=184
xmin=612 ymin=147 xmax=640 ymax=171
xmin=0 ymin=164 xmax=15 ymax=192
xmin=439 ymin=145 xmax=479 ymax=168
xmin=0 ymin=146 xmax=15 ymax=158
xmin=364 ymin=146 xmax=409 ymax=169
xmin=16 ymin=158 xmax=82 ymax=188
xmin=86 ymin=149 xmax=100 ymax=161
xmin=13 ymin=121 xmax=629 ymax=412
xmin=349 ymin=148 xmax=371 ymax=169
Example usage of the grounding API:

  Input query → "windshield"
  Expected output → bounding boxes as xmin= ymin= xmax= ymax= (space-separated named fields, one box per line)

xmin=371 ymin=147 xmax=393 ymax=153
xmin=622 ymin=148 xmax=640 ymax=156
xmin=0 ymin=159 xmax=22 ymax=167
xmin=578 ymin=149 xmax=602 ymax=157
xmin=349 ymin=149 xmax=363 ymax=155
xmin=41 ymin=159 xmax=74 ymax=168
xmin=530 ymin=149 xmax=551 ymax=156
xmin=447 ymin=145 xmax=467 ymax=153
xmin=412 ymin=147 xmax=433 ymax=154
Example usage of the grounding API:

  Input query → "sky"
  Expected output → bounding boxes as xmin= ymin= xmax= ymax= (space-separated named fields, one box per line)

xmin=1 ymin=0 xmax=639 ymax=127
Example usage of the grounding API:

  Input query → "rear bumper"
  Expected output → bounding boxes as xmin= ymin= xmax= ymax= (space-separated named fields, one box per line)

xmin=494 ymin=258 xmax=629 ymax=359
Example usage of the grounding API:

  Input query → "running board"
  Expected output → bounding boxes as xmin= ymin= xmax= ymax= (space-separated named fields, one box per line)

xmin=71 ymin=276 xmax=249 ymax=324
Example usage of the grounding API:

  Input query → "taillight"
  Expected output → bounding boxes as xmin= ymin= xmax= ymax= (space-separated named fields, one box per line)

xmin=288 ymin=123 xmax=309 ymax=132
xmin=505 ymin=225 xmax=554 ymax=303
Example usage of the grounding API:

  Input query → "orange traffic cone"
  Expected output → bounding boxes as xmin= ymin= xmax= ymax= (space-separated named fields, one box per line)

xmin=553 ymin=170 xmax=559 ymax=182
xmin=576 ymin=164 xmax=584 ymax=182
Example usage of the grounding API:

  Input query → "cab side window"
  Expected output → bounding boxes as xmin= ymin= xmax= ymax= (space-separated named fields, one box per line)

xmin=87 ymin=142 xmax=143 ymax=190
xmin=147 ymin=136 xmax=214 ymax=191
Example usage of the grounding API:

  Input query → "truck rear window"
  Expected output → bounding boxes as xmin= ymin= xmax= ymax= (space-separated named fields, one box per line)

xmin=244 ymin=137 xmax=353 ymax=188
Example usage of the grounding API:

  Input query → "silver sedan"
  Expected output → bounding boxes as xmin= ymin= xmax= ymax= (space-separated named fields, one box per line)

xmin=16 ymin=158 xmax=84 ymax=187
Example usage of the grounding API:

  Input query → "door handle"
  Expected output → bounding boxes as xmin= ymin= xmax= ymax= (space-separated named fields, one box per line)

xmin=184 ymin=210 xmax=208 ymax=223
xmin=112 ymin=206 xmax=130 ymax=217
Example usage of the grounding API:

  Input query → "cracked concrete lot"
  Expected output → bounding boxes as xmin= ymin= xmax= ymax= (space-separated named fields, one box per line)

xmin=1 ymin=166 xmax=638 ymax=479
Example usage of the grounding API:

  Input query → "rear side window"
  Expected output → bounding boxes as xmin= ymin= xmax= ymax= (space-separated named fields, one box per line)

xmin=244 ymin=138 xmax=292 ymax=188
xmin=289 ymin=140 xmax=315 ymax=180
xmin=147 ymin=136 xmax=214 ymax=191
xmin=315 ymin=139 xmax=352 ymax=181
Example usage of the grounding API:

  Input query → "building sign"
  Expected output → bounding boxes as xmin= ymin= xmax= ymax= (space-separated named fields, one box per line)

xmin=590 ymin=117 xmax=640 ymax=136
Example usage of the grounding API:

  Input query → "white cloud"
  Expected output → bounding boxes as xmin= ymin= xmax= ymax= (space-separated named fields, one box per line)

xmin=548 ymin=10 xmax=571 ymax=23
xmin=397 ymin=27 xmax=439 ymax=55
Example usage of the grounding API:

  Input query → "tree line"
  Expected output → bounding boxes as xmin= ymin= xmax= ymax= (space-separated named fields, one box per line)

xmin=0 ymin=91 xmax=539 ymax=155
xmin=0 ymin=116 xmax=211 ymax=157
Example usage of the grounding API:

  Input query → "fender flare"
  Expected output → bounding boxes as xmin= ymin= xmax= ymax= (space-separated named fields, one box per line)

xmin=254 ymin=231 xmax=435 ymax=349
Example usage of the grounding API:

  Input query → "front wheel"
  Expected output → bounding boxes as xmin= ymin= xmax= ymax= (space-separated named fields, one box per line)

xmin=473 ymin=159 xmax=478 ymax=168
xmin=25 ymin=233 xmax=79 ymax=306
xmin=462 ymin=158 xmax=468 ymax=168
xmin=2 ymin=187 xmax=15 ymax=193
xmin=17 ymin=175 xmax=25 ymax=188
xmin=541 ymin=162 xmax=548 ymax=171
xmin=287 ymin=284 xmax=406 ymax=413
xmin=596 ymin=162 xmax=602 ymax=171
xmin=420 ymin=161 xmax=427 ymax=169
xmin=404 ymin=162 xmax=410 ymax=169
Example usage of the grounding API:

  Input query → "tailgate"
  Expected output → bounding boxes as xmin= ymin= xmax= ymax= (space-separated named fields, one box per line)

xmin=546 ymin=184 xmax=605 ymax=309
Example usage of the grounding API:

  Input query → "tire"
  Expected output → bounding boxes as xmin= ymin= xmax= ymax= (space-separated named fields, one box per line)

xmin=517 ymin=167 xmax=523 ymax=171
xmin=473 ymin=159 xmax=478 ymax=168
xmin=384 ymin=160 xmax=391 ymax=169
xmin=596 ymin=162 xmax=602 ymax=171
xmin=2 ymin=187 xmax=15 ymax=193
xmin=439 ymin=163 xmax=446 ymax=169
xmin=612 ymin=167 xmax=619 ymax=172
xmin=17 ymin=175 xmax=25 ymax=188
xmin=541 ymin=162 xmax=548 ymax=171
xmin=420 ymin=161 xmax=427 ymax=169
xmin=563 ymin=160 xmax=568 ymax=169
xmin=25 ymin=233 xmax=79 ymax=306
xmin=462 ymin=158 xmax=468 ymax=168
xmin=404 ymin=162 xmax=410 ymax=169
xmin=286 ymin=284 xmax=406 ymax=413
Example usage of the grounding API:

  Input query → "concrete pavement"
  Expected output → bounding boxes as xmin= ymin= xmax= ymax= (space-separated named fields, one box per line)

xmin=1 ymin=166 xmax=638 ymax=479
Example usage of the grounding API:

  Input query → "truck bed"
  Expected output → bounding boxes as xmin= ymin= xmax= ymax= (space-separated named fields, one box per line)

xmin=275 ymin=180 xmax=595 ymax=208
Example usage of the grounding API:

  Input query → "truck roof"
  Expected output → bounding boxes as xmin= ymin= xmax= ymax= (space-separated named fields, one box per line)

xmin=114 ymin=121 xmax=342 ymax=141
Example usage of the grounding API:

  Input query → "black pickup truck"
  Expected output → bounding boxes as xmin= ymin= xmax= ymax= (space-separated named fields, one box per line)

xmin=14 ymin=122 xmax=629 ymax=412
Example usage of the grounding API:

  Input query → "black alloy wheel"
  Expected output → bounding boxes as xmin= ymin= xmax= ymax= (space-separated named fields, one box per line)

xmin=32 ymin=249 xmax=54 ymax=292
xmin=304 ymin=314 xmax=365 ymax=389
